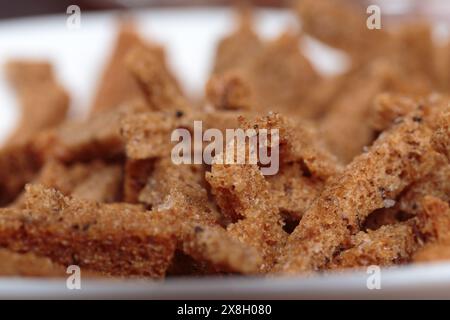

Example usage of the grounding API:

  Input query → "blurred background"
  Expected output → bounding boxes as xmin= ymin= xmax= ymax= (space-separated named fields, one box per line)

xmin=1 ymin=0 xmax=283 ymax=19
xmin=1 ymin=0 xmax=450 ymax=20
xmin=0 ymin=0 xmax=448 ymax=143
xmin=0 ymin=0 xmax=302 ymax=142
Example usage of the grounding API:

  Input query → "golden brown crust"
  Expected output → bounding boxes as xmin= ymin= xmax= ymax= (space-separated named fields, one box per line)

xmin=138 ymin=159 xmax=206 ymax=210
xmin=0 ymin=249 xmax=104 ymax=278
xmin=205 ymin=70 xmax=254 ymax=111
xmin=36 ymin=101 xmax=147 ymax=163
xmin=212 ymin=7 xmax=263 ymax=75
xmin=391 ymin=23 xmax=435 ymax=85
xmin=138 ymin=158 xmax=262 ymax=274
xmin=320 ymin=60 xmax=432 ymax=163
xmin=244 ymin=32 xmax=319 ymax=115
xmin=123 ymin=159 xmax=154 ymax=203
xmin=332 ymin=194 xmax=450 ymax=268
xmin=238 ymin=113 xmax=340 ymax=220
xmin=371 ymin=94 xmax=449 ymax=133
xmin=416 ymin=196 xmax=450 ymax=243
xmin=1 ymin=4 xmax=449 ymax=279
xmin=330 ymin=223 xmax=418 ymax=269
xmin=266 ymin=162 xmax=323 ymax=220
xmin=274 ymin=114 xmax=438 ymax=274
xmin=12 ymin=160 xmax=99 ymax=206
xmin=433 ymin=40 xmax=450 ymax=92
xmin=200 ymin=110 xmax=244 ymax=133
xmin=5 ymin=60 xmax=69 ymax=146
xmin=301 ymin=75 xmax=350 ymax=120
xmin=5 ymin=61 xmax=53 ymax=88
xmin=207 ymin=144 xmax=287 ymax=272
xmin=239 ymin=113 xmax=340 ymax=177
xmin=370 ymin=94 xmax=421 ymax=132
xmin=12 ymin=160 xmax=123 ymax=206
xmin=413 ymin=243 xmax=450 ymax=263
xmin=431 ymin=108 xmax=450 ymax=161
xmin=363 ymin=208 xmax=405 ymax=231
xmin=71 ymin=164 xmax=122 ymax=203
xmin=126 ymin=45 xmax=187 ymax=113
xmin=34 ymin=160 xmax=94 ymax=195
xmin=0 ymin=143 xmax=43 ymax=206
xmin=0 ymin=185 xmax=176 ymax=278
xmin=90 ymin=21 xmax=147 ymax=114
xmin=121 ymin=111 xmax=179 ymax=160
xmin=296 ymin=0 xmax=389 ymax=58
xmin=213 ymin=9 xmax=319 ymax=117
xmin=178 ymin=223 xmax=262 ymax=275
xmin=413 ymin=196 xmax=450 ymax=263
xmin=398 ymin=163 xmax=450 ymax=216
xmin=297 ymin=0 xmax=435 ymax=84
xmin=0 ymin=249 xmax=67 ymax=277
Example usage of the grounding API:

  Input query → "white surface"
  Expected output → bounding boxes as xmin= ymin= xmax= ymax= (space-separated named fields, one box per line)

xmin=0 ymin=8 xmax=448 ymax=299
xmin=2 ymin=262 xmax=450 ymax=299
